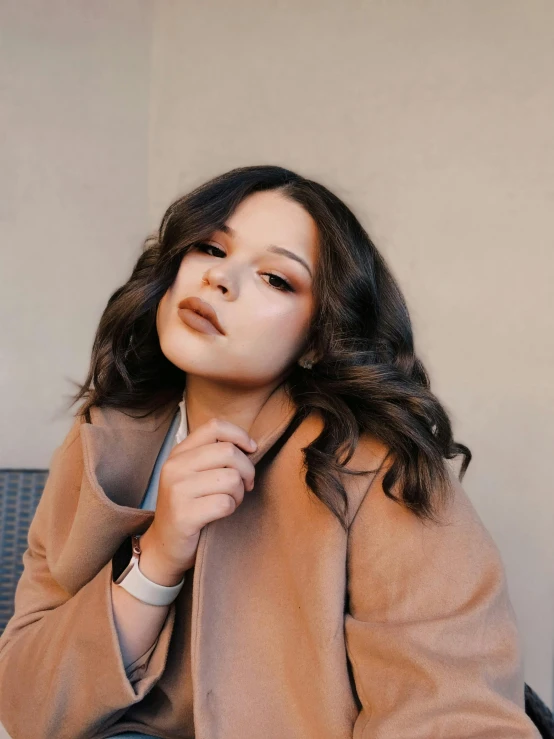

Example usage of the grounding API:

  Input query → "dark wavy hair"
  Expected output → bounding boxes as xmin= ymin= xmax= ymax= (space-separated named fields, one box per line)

xmin=70 ymin=164 xmax=471 ymax=531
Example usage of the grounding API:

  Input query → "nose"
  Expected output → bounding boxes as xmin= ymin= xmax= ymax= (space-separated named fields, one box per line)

xmin=201 ymin=268 xmax=234 ymax=296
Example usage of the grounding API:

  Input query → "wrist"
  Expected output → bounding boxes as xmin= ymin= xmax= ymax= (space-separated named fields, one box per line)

xmin=138 ymin=530 xmax=186 ymax=587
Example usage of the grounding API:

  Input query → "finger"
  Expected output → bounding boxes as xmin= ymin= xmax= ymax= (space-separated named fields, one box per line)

xmin=170 ymin=417 xmax=257 ymax=457
xmin=181 ymin=441 xmax=255 ymax=489
xmin=174 ymin=468 xmax=247 ymax=508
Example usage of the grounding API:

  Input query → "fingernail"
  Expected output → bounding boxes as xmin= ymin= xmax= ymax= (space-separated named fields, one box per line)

xmin=250 ymin=437 xmax=257 ymax=448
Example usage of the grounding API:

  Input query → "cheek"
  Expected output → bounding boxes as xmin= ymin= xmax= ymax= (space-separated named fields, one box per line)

xmin=156 ymin=293 xmax=171 ymax=335
xmin=252 ymin=300 xmax=311 ymax=346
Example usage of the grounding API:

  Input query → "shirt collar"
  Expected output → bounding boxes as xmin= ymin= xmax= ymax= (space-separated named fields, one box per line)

xmin=175 ymin=388 xmax=188 ymax=445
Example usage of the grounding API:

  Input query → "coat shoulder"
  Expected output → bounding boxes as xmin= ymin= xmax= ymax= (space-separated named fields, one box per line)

xmin=347 ymin=443 xmax=507 ymax=619
xmin=85 ymin=399 xmax=178 ymax=432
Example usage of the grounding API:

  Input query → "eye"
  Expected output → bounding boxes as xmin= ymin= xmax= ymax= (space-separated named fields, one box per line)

xmin=194 ymin=243 xmax=294 ymax=293
xmin=262 ymin=273 xmax=294 ymax=292
xmin=195 ymin=243 xmax=225 ymax=258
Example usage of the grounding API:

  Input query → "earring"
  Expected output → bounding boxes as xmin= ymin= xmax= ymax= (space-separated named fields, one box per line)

xmin=298 ymin=357 xmax=314 ymax=369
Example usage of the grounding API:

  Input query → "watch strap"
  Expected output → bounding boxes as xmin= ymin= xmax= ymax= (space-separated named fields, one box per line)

xmin=115 ymin=534 xmax=185 ymax=606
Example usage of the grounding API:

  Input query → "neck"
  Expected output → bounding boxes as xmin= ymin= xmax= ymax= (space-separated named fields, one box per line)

xmin=183 ymin=374 xmax=289 ymax=437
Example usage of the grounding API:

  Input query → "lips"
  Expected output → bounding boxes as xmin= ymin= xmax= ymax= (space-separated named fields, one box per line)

xmin=177 ymin=296 xmax=225 ymax=335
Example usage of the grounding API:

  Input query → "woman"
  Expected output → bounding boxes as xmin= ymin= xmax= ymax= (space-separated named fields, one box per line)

xmin=0 ymin=165 xmax=539 ymax=738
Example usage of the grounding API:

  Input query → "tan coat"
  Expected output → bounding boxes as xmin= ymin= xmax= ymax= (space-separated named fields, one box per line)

xmin=0 ymin=383 xmax=539 ymax=738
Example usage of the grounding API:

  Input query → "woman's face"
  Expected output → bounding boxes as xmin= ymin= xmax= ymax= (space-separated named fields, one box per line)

xmin=156 ymin=189 xmax=318 ymax=389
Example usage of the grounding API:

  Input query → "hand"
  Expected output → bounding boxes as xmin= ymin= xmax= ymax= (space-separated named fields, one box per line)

xmin=140 ymin=417 xmax=258 ymax=578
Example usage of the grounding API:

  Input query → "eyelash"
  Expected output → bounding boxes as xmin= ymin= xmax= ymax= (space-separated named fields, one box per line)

xmin=194 ymin=243 xmax=294 ymax=293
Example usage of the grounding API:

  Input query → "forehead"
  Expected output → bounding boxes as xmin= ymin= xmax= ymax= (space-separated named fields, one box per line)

xmin=218 ymin=190 xmax=319 ymax=265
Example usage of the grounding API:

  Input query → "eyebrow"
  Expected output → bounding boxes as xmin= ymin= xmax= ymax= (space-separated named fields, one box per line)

xmin=217 ymin=224 xmax=313 ymax=279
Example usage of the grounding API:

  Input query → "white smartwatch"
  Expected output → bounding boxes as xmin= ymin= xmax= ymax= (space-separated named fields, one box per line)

xmin=112 ymin=533 xmax=185 ymax=606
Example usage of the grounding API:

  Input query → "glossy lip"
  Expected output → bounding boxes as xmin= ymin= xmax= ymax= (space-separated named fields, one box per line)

xmin=177 ymin=296 xmax=225 ymax=335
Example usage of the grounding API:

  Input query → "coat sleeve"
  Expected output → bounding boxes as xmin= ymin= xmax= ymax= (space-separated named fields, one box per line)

xmin=344 ymin=455 xmax=540 ymax=738
xmin=0 ymin=418 xmax=177 ymax=739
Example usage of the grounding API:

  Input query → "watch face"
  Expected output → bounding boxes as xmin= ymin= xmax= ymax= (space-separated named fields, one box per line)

xmin=112 ymin=535 xmax=133 ymax=582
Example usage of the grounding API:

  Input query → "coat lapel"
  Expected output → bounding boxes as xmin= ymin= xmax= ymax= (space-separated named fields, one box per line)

xmin=55 ymin=403 xmax=178 ymax=593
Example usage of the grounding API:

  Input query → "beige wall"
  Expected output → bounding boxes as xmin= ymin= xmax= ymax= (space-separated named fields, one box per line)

xmin=1 ymin=0 xmax=552 ymax=709
xmin=0 ymin=0 xmax=153 ymax=464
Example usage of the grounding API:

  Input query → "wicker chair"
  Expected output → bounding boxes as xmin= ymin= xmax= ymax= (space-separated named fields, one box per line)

xmin=1 ymin=469 xmax=552 ymax=736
